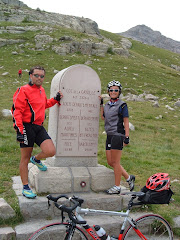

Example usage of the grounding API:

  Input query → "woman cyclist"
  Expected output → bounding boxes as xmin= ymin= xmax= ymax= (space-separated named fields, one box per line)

xmin=100 ymin=80 xmax=135 ymax=194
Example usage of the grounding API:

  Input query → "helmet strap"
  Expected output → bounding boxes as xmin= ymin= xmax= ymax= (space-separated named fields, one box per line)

xmin=110 ymin=97 xmax=118 ymax=101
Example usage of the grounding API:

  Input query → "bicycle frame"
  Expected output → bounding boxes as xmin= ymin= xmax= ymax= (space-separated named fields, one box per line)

xmin=29 ymin=193 xmax=173 ymax=240
xmin=75 ymin=206 xmax=147 ymax=240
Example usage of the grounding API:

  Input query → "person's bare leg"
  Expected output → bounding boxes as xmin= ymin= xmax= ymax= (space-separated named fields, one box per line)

xmin=106 ymin=150 xmax=129 ymax=184
xmin=110 ymin=149 xmax=122 ymax=186
xmin=106 ymin=150 xmax=111 ymax=166
xmin=20 ymin=147 xmax=33 ymax=185
xmin=121 ymin=166 xmax=129 ymax=180
xmin=106 ymin=149 xmax=122 ymax=185
xmin=35 ymin=139 xmax=56 ymax=160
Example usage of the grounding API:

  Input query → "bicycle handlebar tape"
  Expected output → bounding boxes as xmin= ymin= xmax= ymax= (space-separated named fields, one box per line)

xmin=47 ymin=194 xmax=69 ymax=202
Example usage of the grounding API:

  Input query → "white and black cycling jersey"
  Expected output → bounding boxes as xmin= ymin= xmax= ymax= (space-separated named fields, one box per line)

xmin=103 ymin=99 xmax=129 ymax=136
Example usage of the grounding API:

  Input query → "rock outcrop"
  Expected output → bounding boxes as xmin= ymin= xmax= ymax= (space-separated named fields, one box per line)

xmin=0 ymin=1 xmax=100 ymax=36
xmin=0 ymin=0 xmax=26 ymax=7
xmin=0 ymin=23 xmax=131 ymax=57
xmin=0 ymin=1 xmax=131 ymax=56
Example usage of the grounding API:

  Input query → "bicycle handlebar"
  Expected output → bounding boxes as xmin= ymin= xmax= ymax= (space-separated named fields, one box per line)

xmin=47 ymin=194 xmax=69 ymax=202
xmin=47 ymin=192 xmax=146 ymax=222
xmin=47 ymin=194 xmax=86 ymax=225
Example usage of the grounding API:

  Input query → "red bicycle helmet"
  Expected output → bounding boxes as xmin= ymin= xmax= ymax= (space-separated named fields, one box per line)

xmin=146 ymin=173 xmax=170 ymax=192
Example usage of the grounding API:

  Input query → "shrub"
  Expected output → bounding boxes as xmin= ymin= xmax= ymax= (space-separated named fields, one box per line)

xmin=107 ymin=47 xmax=114 ymax=54
xmin=22 ymin=16 xmax=30 ymax=23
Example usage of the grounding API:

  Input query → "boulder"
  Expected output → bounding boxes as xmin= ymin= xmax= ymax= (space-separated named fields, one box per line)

xmin=174 ymin=100 xmax=180 ymax=107
xmin=2 ymin=109 xmax=12 ymax=117
xmin=113 ymin=48 xmax=129 ymax=57
xmin=34 ymin=35 xmax=53 ymax=49
xmin=152 ymin=101 xmax=160 ymax=107
xmin=121 ymin=38 xmax=132 ymax=49
xmin=171 ymin=64 xmax=180 ymax=71
xmin=84 ymin=60 xmax=93 ymax=65
xmin=92 ymin=43 xmax=109 ymax=57
xmin=101 ymin=94 xmax=110 ymax=102
xmin=79 ymin=41 xmax=93 ymax=55
xmin=52 ymin=44 xmax=71 ymax=56
xmin=0 ymin=227 xmax=15 ymax=240
xmin=0 ymin=198 xmax=16 ymax=219
xmin=122 ymin=93 xmax=144 ymax=102
xmin=165 ymin=105 xmax=175 ymax=111
xmin=6 ymin=25 xmax=26 ymax=34
xmin=59 ymin=36 xmax=73 ymax=41
xmin=129 ymin=122 xmax=135 ymax=131
xmin=144 ymin=94 xmax=159 ymax=101
xmin=0 ymin=38 xmax=24 ymax=47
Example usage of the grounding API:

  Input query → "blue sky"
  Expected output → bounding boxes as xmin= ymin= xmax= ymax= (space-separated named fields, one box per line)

xmin=22 ymin=0 xmax=180 ymax=41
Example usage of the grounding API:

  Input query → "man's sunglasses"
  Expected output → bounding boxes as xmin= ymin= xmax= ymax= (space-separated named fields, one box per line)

xmin=33 ymin=74 xmax=45 ymax=78
xmin=109 ymin=89 xmax=119 ymax=92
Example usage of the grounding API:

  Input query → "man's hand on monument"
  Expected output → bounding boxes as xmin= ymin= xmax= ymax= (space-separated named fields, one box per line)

xmin=54 ymin=91 xmax=63 ymax=102
xmin=54 ymin=92 xmax=61 ymax=101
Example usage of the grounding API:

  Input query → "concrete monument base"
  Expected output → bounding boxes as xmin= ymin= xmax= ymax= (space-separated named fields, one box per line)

xmin=28 ymin=162 xmax=115 ymax=194
xmin=46 ymin=156 xmax=98 ymax=167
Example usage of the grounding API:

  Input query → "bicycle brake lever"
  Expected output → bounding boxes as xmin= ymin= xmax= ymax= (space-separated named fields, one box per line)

xmin=48 ymin=199 xmax=51 ymax=209
xmin=61 ymin=210 xmax=65 ymax=223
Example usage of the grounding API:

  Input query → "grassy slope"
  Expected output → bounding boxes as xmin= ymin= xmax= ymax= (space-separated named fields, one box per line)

xmin=0 ymin=23 xmax=179 ymax=235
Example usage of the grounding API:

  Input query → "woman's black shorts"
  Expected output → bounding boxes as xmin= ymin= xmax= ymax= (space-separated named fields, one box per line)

xmin=106 ymin=135 xmax=124 ymax=150
xmin=20 ymin=123 xmax=51 ymax=148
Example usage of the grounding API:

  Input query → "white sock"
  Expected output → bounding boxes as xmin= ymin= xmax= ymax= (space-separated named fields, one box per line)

xmin=115 ymin=185 xmax=121 ymax=190
xmin=126 ymin=176 xmax=130 ymax=182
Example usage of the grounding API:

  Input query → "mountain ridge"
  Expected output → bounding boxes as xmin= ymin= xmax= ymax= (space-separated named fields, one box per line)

xmin=118 ymin=24 xmax=180 ymax=54
xmin=1 ymin=0 xmax=180 ymax=54
xmin=0 ymin=0 xmax=100 ymax=36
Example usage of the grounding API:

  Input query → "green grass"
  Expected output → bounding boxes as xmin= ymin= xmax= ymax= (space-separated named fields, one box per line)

xmin=0 ymin=21 xmax=180 ymax=236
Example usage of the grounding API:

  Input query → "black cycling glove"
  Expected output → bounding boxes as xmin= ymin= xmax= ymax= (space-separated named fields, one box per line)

xmin=17 ymin=132 xmax=24 ymax=142
xmin=54 ymin=92 xmax=61 ymax=102
xmin=124 ymin=136 xmax=130 ymax=144
xmin=100 ymin=98 xmax=104 ymax=106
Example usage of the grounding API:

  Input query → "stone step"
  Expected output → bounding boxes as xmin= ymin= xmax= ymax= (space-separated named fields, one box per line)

xmin=14 ymin=213 xmax=180 ymax=240
xmin=12 ymin=175 xmax=132 ymax=221
xmin=17 ymin=190 xmax=131 ymax=221
xmin=0 ymin=227 xmax=16 ymax=240
xmin=11 ymin=176 xmax=180 ymax=240
xmin=14 ymin=213 xmax=142 ymax=240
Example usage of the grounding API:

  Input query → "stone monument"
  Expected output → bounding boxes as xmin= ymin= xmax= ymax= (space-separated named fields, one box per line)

xmin=29 ymin=64 xmax=114 ymax=194
xmin=48 ymin=64 xmax=100 ymax=167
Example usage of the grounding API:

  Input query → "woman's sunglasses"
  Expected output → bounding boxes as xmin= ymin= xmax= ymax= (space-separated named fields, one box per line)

xmin=109 ymin=89 xmax=119 ymax=92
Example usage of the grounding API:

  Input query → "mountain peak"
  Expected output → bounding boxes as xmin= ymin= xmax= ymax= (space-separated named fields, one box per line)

xmin=119 ymin=25 xmax=180 ymax=54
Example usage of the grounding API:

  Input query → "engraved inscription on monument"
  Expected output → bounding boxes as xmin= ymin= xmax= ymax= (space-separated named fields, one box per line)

xmin=57 ymin=88 xmax=99 ymax=156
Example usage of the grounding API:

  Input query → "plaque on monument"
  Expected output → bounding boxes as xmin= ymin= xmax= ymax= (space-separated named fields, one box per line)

xmin=48 ymin=64 xmax=101 ymax=167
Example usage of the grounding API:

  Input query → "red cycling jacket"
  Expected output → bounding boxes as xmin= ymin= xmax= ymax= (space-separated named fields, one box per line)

xmin=12 ymin=83 xmax=59 ymax=134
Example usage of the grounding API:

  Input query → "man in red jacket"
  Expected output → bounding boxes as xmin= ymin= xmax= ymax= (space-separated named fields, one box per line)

xmin=12 ymin=66 xmax=63 ymax=199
